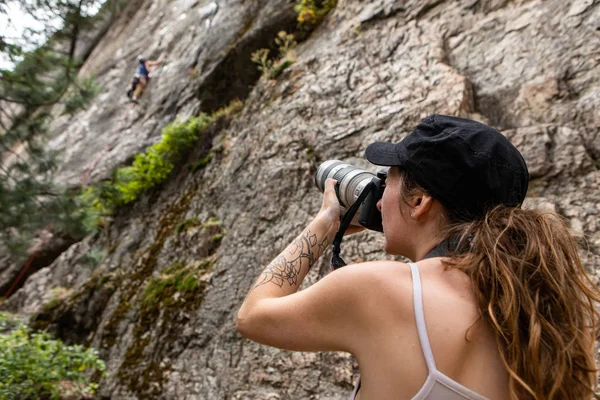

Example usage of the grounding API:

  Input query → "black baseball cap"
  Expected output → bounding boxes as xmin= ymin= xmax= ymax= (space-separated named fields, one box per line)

xmin=365 ymin=114 xmax=529 ymax=220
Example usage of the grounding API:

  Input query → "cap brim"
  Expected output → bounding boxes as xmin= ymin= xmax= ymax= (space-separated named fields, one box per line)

xmin=365 ymin=142 xmax=402 ymax=166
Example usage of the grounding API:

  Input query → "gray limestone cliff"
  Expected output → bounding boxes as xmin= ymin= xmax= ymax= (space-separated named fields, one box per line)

xmin=2 ymin=0 xmax=600 ymax=399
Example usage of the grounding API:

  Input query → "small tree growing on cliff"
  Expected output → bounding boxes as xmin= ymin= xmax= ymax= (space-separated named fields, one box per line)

xmin=0 ymin=0 xmax=110 ymax=258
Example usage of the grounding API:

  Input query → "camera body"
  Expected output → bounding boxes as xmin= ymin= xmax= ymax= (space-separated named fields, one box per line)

xmin=315 ymin=160 xmax=387 ymax=232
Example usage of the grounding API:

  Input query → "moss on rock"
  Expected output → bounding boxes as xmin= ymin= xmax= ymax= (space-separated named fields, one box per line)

xmin=117 ymin=257 xmax=214 ymax=397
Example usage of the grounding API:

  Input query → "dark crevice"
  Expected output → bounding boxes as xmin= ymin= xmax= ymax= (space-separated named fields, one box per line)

xmin=472 ymin=86 xmax=521 ymax=130
xmin=196 ymin=7 xmax=298 ymax=114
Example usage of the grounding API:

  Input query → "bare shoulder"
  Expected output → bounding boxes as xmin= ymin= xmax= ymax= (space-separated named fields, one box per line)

xmin=330 ymin=260 xmax=416 ymax=319
xmin=413 ymin=259 xmax=483 ymax=335
xmin=414 ymin=258 xmax=475 ymax=301
xmin=332 ymin=260 xmax=412 ymax=287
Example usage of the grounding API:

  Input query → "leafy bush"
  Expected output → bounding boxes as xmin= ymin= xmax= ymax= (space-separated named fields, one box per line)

xmin=0 ymin=312 xmax=105 ymax=400
xmin=115 ymin=114 xmax=212 ymax=204
xmin=77 ymin=99 xmax=243 ymax=230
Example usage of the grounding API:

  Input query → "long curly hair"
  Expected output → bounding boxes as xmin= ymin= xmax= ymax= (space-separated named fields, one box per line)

xmin=399 ymin=169 xmax=600 ymax=399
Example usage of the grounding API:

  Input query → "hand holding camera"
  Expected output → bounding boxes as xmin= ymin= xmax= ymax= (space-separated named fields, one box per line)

xmin=315 ymin=160 xmax=387 ymax=232
xmin=316 ymin=178 xmax=367 ymax=236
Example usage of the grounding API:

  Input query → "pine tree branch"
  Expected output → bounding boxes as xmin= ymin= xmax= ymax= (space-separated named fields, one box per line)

xmin=67 ymin=0 xmax=84 ymax=63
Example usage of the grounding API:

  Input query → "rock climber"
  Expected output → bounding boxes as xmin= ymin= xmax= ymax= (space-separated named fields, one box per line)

xmin=127 ymin=53 xmax=166 ymax=102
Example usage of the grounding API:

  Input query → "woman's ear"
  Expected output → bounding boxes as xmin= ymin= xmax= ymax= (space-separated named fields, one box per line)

xmin=410 ymin=194 xmax=434 ymax=221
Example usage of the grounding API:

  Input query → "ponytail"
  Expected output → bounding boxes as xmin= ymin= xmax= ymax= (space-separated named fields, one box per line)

xmin=398 ymin=169 xmax=600 ymax=399
xmin=445 ymin=206 xmax=600 ymax=399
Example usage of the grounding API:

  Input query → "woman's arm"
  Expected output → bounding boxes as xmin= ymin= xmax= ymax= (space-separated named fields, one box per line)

xmin=238 ymin=179 xmax=339 ymax=313
xmin=249 ymin=217 xmax=335 ymax=294
xmin=237 ymin=179 xmax=368 ymax=351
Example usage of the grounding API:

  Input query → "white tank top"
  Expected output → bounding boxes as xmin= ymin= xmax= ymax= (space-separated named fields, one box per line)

xmin=350 ymin=263 xmax=489 ymax=400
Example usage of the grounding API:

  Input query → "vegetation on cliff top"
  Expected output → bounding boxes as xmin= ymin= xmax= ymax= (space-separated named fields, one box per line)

xmin=79 ymin=99 xmax=243 ymax=229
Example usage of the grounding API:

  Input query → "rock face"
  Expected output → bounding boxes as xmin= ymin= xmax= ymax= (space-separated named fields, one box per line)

xmin=48 ymin=0 xmax=299 ymax=187
xmin=3 ymin=0 xmax=600 ymax=399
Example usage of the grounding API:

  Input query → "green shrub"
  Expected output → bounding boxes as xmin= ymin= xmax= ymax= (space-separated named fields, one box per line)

xmin=77 ymin=116 xmax=211 ymax=219
xmin=115 ymin=114 xmax=212 ymax=204
xmin=77 ymin=100 xmax=244 ymax=232
xmin=0 ymin=312 xmax=105 ymax=400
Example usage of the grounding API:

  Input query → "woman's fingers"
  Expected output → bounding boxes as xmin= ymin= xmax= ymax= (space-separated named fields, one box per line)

xmin=318 ymin=178 xmax=341 ymax=225
xmin=323 ymin=179 xmax=340 ymax=207
xmin=324 ymin=178 xmax=337 ymax=193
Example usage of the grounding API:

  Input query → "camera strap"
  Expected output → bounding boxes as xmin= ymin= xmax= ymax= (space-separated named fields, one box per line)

xmin=331 ymin=181 xmax=375 ymax=270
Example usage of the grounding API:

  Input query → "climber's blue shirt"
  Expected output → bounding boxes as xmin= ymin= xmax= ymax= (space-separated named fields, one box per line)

xmin=135 ymin=62 xmax=149 ymax=78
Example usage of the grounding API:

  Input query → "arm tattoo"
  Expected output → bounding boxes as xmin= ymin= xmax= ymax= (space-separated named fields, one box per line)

xmin=318 ymin=236 xmax=329 ymax=258
xmin=252 ymin=230 xmax=330 ymax=290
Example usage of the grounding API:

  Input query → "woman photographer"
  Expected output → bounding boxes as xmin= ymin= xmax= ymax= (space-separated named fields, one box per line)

xmin=237 ymin=115 xmax=600 ymax=399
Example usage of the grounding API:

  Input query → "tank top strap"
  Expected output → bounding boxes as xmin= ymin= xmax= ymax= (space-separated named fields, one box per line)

xmin=409 ymin=262 xmax=437 ymax=372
